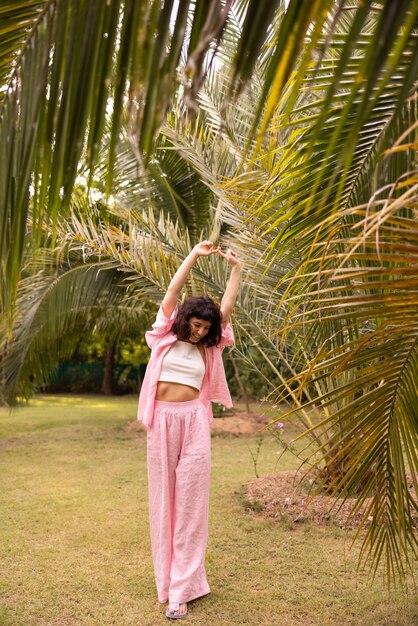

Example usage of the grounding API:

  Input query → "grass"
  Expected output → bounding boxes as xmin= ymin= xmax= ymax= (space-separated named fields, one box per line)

xmin=0 ymin=394 xmax=416 ymax=626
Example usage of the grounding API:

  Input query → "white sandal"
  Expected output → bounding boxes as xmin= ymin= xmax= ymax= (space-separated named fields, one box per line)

xmin=165 ymin=602 xmax=188 ymax=620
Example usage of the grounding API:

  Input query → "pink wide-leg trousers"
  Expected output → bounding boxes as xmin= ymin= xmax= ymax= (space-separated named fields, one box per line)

xmin=147 ymin=399 xmax=211 ymax=604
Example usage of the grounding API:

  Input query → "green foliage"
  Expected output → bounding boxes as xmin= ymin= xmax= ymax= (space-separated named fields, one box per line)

xmin=71 ymin=335 xmax=148 ymax=368
xmin=43 ymin=336 xmax=148 ymax=394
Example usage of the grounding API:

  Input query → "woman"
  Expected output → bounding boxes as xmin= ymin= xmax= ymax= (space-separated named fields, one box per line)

xmin=137 ymin=240 xmax=241 ymax=620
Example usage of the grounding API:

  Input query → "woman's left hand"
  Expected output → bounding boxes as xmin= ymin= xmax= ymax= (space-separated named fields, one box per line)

xmin=218 ymin=248 xmax=241 ymax=267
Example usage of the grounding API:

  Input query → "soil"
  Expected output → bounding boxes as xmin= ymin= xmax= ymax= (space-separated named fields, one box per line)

xmin=245 ymin=470 xmax=418 ymax=530
xmin=245 ymin=470 xmax=368 ymax=529
xmin=211 ymin=409 xmax=271 ymax=435
xmin=127 ymin=407 xmax=271 ymax=436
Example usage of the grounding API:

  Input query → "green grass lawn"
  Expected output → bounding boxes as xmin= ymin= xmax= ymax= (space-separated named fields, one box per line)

xmin=0 ymin=395 xmax=416 ymax=626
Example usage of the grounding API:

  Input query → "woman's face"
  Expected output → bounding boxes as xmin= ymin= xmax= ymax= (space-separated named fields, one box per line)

xmin=188 ymin=317 xmax=211 ymax=343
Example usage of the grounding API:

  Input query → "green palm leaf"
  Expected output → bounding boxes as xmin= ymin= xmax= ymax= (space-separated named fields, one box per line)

xmin=261 ymin=174 xmax=418 ymax=581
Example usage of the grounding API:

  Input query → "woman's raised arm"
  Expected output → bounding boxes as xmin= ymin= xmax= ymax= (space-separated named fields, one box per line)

xmin=161 ymin=241 xmax=220 ymax=317
xmin=219 ymin=249 xmax=241 ymax=325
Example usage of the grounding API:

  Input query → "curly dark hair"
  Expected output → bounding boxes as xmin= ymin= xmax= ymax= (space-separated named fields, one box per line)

xmin=172 ymin=296 xmax=222 ymax=347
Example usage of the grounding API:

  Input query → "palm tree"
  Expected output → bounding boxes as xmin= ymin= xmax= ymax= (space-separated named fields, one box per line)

xmin=0 ymin=0 xmax=275 ymax=309
xmin=2 ymin=1 xmax=417 ymax=310
xmin=210 ymin=11 xmax=418 ymax=582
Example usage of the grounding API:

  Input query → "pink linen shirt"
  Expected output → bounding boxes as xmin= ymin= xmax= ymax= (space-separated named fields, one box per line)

xmin=137 ymin=305 xmax=234 ymax=429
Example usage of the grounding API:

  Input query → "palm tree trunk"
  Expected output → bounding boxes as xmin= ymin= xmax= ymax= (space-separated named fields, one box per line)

xmin=228 ymin=351 xmax=251 ymax=413
xmin=102 ymin=342 xmax=116 ymax=395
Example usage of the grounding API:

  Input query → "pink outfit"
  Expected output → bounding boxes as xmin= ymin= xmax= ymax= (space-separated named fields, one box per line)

xmin=137 ymin=305 xmax=234 ymax=604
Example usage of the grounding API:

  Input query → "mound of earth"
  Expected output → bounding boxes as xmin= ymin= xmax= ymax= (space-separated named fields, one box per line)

xmin=211 ymin=409 xmax=270 ymax=435
xmin=245 ymin=471 xmax=418 ymax=530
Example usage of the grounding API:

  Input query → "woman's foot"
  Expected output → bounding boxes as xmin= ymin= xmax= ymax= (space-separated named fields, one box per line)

xmin=165 ymin=602 xmax=188 ymax=619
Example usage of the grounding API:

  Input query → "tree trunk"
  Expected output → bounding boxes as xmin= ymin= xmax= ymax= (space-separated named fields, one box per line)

xmin=228 ymin=351 xmax=252 ymax=413
xmin=102 ymin=343 xmax=116 ymax=395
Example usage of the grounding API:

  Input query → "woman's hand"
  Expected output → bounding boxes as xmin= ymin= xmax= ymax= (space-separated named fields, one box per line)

xmin=218 ymin=248 xmax=241 ymax=267
xmin=193 ymin=241 xmax=221 ymax=257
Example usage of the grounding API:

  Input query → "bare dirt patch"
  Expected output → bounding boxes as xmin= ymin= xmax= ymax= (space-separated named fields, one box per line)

xmin=127 ymin=409 xmax=270 ymax=436
xmin=245 ymin=470 xmax=418 ymax=530
xmin=211 ymin=410 xmax=270 ymax=435
xmin=245 ymin=471 xmax=366 ymax=529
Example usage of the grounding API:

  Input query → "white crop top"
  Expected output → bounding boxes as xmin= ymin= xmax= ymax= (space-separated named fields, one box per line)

xmin=158 ymin=341 xmax=206 ymax=390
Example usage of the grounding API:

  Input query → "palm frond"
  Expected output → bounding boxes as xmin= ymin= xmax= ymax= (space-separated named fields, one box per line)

xmin=262 ymin=173 xmax=418 ymax=581
xmin=0 ymin=1 xmax=50 ymax=107
xmin=1 ymin=259 xmax=148 ymax=402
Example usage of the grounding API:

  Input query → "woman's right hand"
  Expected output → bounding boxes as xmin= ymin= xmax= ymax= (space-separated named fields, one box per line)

xmin=218 ymin=248 xmax=241 ymax=267
xmin=193 ymin=241 xmax=220 ymax=257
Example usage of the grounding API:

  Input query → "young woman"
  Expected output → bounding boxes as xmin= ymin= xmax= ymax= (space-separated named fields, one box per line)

xmin=137 ymin=240 xmax=241 ymax=620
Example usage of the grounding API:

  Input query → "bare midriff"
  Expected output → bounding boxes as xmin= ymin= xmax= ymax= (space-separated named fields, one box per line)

xmin=156 ymin=381 xmax=200 ymax=402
